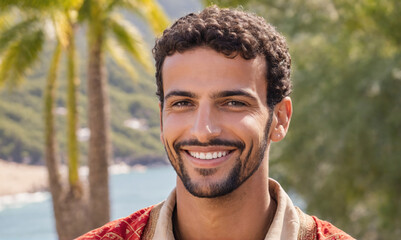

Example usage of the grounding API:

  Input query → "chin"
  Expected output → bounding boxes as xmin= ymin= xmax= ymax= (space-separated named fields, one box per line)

xmin=179 ymin=162 xmax=242 ymax=198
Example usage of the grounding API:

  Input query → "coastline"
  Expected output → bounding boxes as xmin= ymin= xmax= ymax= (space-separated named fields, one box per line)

xmin=0 ymin=160 xmax=48 ymax=197
xmin=0 ymin=160 xmax=145 ymax=212
xmin=0 ymin=159 xmax=154 ymax=197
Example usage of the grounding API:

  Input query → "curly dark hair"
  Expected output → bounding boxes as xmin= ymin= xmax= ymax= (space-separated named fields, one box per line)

xmin=153 ymin=6 xmax=292 ymax=109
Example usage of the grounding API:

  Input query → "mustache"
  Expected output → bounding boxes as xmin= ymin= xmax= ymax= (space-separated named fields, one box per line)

xmin=174 ymin=139 xmax=245 ymax=153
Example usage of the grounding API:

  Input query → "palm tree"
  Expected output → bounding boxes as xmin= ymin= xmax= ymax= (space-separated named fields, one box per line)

xmin=78 ymin=0 xmax=169 ymax=228
xmin=1 ymin=0 xmax=170 ymax=236
xmin=0 ymin=1 xmax=89 ymax=239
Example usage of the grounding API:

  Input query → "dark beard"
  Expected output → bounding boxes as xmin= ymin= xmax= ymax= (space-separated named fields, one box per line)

xmin=165 ymin=111 xmax=273 ymax=198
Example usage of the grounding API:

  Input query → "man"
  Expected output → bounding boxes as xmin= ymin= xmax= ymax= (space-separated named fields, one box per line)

xmin=77 ymin=6 xmax=354 ymax=240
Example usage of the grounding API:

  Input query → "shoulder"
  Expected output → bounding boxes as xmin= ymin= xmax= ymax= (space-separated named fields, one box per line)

xmin=296 ymin=207 xmax=355 ymax=240
xmin=75 ymin=206 xmax=154 ymax=240
xmin=312 ymin=216 xmax=355 ymax=240
xmin=312 ymin=216 xmax=356 ymax=240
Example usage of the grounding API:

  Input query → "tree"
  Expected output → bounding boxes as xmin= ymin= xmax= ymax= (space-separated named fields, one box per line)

xmin=0 ymin=1 xmax=90 ymax=239
xmin=1 ymin=0 xmax=170 ymax=237
xmin=78 ymin=0 xmax=169 ymax=229
xmin=203 ymin=1 xmax=400 ymax=239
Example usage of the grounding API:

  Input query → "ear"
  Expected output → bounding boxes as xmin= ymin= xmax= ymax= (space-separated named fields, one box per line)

xmin=159 ymin=102 xmax=164 ymax=144
xmin=270 ymin=97 xmax=292 ymax=142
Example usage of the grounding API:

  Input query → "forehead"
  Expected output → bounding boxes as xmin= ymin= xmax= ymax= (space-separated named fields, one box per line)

xmin=162 ymin=48 xmax=267 ymax=98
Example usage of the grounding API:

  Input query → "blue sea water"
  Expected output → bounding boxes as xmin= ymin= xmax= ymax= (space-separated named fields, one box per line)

xmin=0 ymin=166 xmax=176 ymax=240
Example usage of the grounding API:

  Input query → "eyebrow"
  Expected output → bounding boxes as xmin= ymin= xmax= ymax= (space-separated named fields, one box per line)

xmin=212 ymin=90 xmax=258 ymax=101
xmin=164 ymin=90 xmax=197 ymax=101
xmin=164 ymin=89 xmax=258 ymax=102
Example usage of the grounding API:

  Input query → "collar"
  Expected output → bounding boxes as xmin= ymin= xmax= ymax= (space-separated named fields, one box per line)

xmin=151 ymin=178 xmax=300 ymax=240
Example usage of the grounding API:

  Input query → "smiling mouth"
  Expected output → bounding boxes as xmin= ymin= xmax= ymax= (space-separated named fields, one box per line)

xmin=186 ymin=151 xmax=232 ymax=160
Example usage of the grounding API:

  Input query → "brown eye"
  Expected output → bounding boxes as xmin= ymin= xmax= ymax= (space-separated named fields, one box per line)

xmin=226 ymin=100 xmax=246 ymax=107
xmin=173 ymin=100 xmax=192 ymax=107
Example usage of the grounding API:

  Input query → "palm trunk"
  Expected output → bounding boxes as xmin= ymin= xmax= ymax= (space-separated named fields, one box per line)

xmin=57 ymin=22 xmax=92 ymax=240
xmin=45 ymin=37 xmax=91 ymax=240
xmin=87 ymin=26 xmax=111 ymax=228
xmin=44 ymin=41 xmax=64 ymax=236
xmin=67 ymin=22 xmax=82 ymax=197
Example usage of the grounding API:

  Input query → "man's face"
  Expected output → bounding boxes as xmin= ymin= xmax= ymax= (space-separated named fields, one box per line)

xmin=160 ymin=47 xmax=272 ymax=198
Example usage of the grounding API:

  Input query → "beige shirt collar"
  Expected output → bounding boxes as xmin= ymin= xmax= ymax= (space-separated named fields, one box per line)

xmin=152 ymin=178 xmax=300 ymax=240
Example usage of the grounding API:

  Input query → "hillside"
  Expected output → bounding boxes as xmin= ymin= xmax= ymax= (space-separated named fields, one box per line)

xmin=0 ymin=48 xmax=166 ymax=166
xmin=0 ymin=0 xmax=202 ymax=166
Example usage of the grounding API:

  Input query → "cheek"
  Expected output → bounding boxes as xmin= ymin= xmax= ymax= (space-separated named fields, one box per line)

xmin=161 ymin=113 xmax=192 ymax=156
xmin=230 ymin=114 xmax=267 ymax=140
xmin=235 ymin=115 xmax=268 ymax=179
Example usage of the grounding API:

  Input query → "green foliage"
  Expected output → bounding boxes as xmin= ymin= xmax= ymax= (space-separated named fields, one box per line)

xmin=0 ymin=50 xmax=164 ymax=165
xmin=79 ymin=0 xmax=168 ymax=75
xmin=108 ymin=13 xmax=152 ymax=71
xmin=206 ymin=0 xmax=400 ymax=239
xmin=0 ymin=88 xmax=44 ymax=163
xmin=0 ymin=0 xmax=169 ymax=167
xmin=109 ymin=71 xmax=165 ymax=162
xmin=0 ymin=18 xmax=44 ymax=88
xmin=0 ymin=17 xmax=37 ymax=53
xmin=108 ymin=73 xmax=164 ymax=160
xmin=0 ymin=0 xmax=60 ymax=10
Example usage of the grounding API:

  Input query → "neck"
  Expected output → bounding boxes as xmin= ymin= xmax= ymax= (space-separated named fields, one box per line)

xmin=174 ymin=161 xmax=276 ymax=240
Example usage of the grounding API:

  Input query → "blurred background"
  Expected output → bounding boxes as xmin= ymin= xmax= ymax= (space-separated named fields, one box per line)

xmin=0 ymin=0 xmax=399 ymax=239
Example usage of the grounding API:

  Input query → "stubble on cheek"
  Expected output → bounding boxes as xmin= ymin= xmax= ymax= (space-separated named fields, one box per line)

xmin=239 ymin=141 xmax=255 ymax=183
xmin=238 ymin=115 xmax=271 ymax=184
xmin=165 ymin=140 xmax=182 ymax=175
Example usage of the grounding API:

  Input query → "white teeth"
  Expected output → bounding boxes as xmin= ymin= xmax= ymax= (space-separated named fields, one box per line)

xmin=189 ymin=151 xmax=229 ymax=160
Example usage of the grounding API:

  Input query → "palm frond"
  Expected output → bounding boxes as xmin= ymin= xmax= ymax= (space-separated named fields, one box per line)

xmin=123 ymin=0 xmax=169 ymax=34
xmin=0 ymin=0 xmax=59 ymax=11
xmin=0 ymin=17 xmax=39 ymax=54
xmin=77 ymin=0 xmax=91 ymax=22
xmin=106 ymin=37 xmax=138 ymax=81
xmin=105 ymin=0 xmax=120 ymax=13
xmin=108 ymin=13 xmax=153 ymax=72
xmin=62 ymin=0 xmax=84 ymax=10
xmin=52 ymin=11 xmax=71 ymax=48
xmin=0 ymin=29 xmax=44 ymax=88
xmin=0 ymin=8 xmax=17 ymax=30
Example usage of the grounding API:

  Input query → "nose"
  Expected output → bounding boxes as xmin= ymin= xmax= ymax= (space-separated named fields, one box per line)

xmin=190 ymin=103 xmax=221 ymax=143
